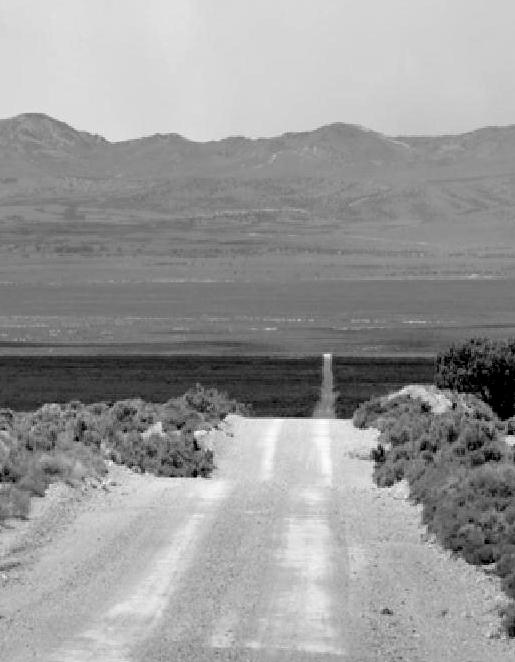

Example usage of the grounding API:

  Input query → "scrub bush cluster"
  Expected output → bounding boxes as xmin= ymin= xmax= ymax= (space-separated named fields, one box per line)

xmin=355 ymin=389 xmax=515 ymax=637
xmin=435 ymin=337 xmax=515 ymax=419
xmin=0 ymin=384 xmax=246 ymax=523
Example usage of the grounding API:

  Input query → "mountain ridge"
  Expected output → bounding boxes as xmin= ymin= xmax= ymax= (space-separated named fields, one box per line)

xmin=1 ymin=111 xmax=515 ymax=285
xmin=3 ymin=111 xmax=515 ymax=151
xmin=4 ymin=111 xmax=515 ymax=188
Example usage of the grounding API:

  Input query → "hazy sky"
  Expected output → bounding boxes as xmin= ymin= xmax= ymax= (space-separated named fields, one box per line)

xmin=2 ymin=0 xmax=515 ymax=141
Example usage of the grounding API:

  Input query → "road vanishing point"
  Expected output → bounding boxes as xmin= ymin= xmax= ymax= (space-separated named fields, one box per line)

xmin=2 ymin=354 xmax=513 ymax=662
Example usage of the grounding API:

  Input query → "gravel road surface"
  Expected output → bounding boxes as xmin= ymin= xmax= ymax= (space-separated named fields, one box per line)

xmin=1 ymin=416 xmax=514 ymax=661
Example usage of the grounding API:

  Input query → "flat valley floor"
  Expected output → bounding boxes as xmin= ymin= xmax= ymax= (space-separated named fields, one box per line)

xmin=0 ymin=279 xmax=514 ymax=356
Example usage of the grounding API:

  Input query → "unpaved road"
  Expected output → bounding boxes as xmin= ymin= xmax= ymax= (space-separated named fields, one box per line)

xmin=313 ymin=353 xmax=336 ymax=418
xmin=1 ymin=417 xmax=514 ymax=661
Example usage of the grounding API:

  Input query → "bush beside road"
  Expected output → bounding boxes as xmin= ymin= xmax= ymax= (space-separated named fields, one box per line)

xmin=0 ymin=384 xmax=247 ymax=523
xmin=355 ymin=386 xmax=515 ymax=637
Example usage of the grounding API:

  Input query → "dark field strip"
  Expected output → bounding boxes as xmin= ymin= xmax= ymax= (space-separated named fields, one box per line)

xmin=0 ymin=354 xmax=436 ymax=419
xmin=0 ymin=355 xmax=322 ymax=418
xmin=333 ymin=356 xmax=435 ymax=417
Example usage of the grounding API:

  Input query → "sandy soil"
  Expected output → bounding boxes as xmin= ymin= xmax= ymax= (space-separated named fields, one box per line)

xmin=0 ymin=416 xmax=513 ymax=661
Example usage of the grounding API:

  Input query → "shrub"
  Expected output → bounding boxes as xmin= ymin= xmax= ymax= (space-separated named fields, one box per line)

xmin=501 ymin=604 xmax=515 ymax=638
xmin=25 ymin=422 xmax=59 ymax=452
xmin=353 ymin=393 xmax=431 ymax=432
xmin=435 ymin=337 xmax=515 ymax=419
xmin=106 ymin=428 xmax=213 ymax=477
xmin=353 ymin=396 xmax=384 ymax=429
xmin=505 ymin=418 xmax=515 ymax=435
xmin=423 ymin=464 xmax=515 ymax=564
xmin=454 ymin=392 xmax=500 ymax=423
xmin=0 ymin=408 xmax=14 ymax=431
xmin=357 ymin=385 xmax=515 ymax=636
xmin=0 ymin=386 xmax=246 ymax=525
xmin=181 ymin=384 xmax=249 ymax=420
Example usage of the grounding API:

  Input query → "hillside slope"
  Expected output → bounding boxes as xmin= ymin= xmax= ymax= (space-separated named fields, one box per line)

xmin=1 ymin=113 xmax=514 ymax=283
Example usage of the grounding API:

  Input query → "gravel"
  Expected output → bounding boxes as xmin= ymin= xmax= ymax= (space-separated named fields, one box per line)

xmin=0 ymin=416 xmax=513 ymax=661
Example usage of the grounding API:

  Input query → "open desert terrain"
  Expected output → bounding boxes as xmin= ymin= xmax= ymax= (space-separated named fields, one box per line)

xmin=0 ymin=114 xmax=514 ymax=354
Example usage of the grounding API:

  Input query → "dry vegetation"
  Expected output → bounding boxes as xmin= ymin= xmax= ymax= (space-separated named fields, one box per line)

xmin=354 ymin=339 xmax=515 ymax=637
xmin=0 ymin=385 xmax=247 ymax=523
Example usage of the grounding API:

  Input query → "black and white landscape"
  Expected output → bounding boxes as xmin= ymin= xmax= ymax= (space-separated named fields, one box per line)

xmin=1 ymin=112 xmax=514 ymax=355
xmin=1 ymin=2 xmax=515 ymax=660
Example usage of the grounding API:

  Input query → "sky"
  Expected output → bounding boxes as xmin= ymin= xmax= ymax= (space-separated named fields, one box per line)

xmin=1 ymin=0 xmax=515 ymax=142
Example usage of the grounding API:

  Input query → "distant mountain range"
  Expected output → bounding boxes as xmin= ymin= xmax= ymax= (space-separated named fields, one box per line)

xmin=3 ymin=112 xmax=515 ymax=175
xmin=0 ymin=111 xmax=513 ymax=356
xmin=1 ymin=112 xmax=515 ymax=284
xmin=2 ymin=112 xmax=515 ymax=220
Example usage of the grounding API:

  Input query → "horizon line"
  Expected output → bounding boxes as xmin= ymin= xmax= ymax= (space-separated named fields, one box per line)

xmin=2 ymin=111 xmax=515 ymax=145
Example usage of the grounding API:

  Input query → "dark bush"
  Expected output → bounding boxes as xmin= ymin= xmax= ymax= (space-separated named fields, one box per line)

xmin=0 ymin=408 xmax=14 ymax=431
xmin=505 ymin=418 xmax=515 ymax=435
xmin=106 ymin=428 xmax=212 ymax=477
xmin=435 ymin=337 xmax=515 ymax=419
xmin=501 ymin=604 xmax=515 ymax=638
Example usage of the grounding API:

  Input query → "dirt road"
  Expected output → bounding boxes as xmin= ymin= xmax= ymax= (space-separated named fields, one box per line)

xmin=1 ymin=416 xmax=514 ymax=661
xmin=313 ymin=353 xmax=336 ymax=418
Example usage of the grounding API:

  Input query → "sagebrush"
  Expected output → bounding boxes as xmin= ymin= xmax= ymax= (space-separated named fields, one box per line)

xmin=0 ymin=384 xmax=247 ymax=523
xmin=356 ymin=389 xmax=515 ymax=637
